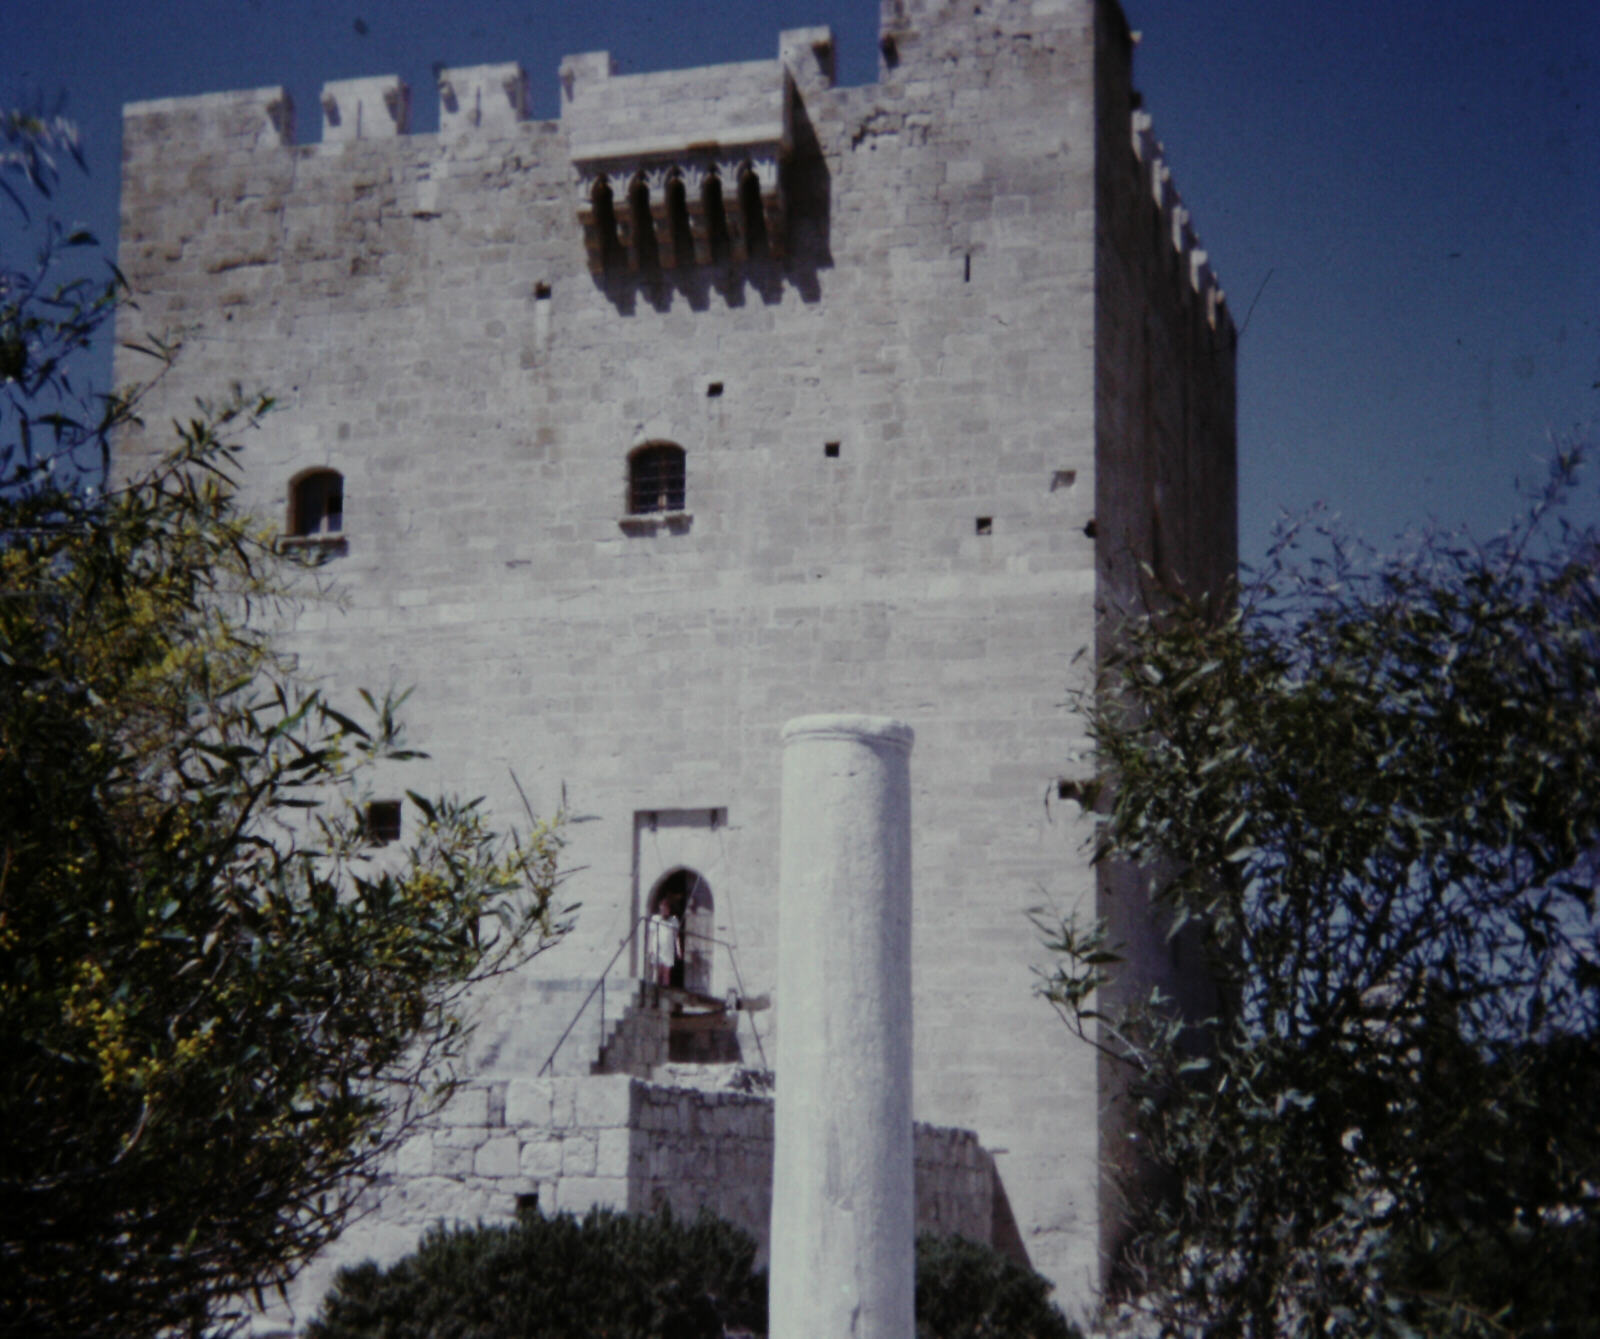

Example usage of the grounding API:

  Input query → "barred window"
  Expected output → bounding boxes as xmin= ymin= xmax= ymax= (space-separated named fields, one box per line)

xmin=628 ymin=443 xmax=686 ymax=515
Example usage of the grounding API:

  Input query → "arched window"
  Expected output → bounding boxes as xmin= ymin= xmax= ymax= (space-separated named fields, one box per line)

xmin=287 ymin=468 xmax=344 ymax=540
xmin=591 ymin=175 xmax=621 ymax=269
xmin=664 ymin=169 xmax=694 ymax=268
xmin=627 ymin=443 xmax=686 ymax=515
xmin=737 ymin=163 xmax=768 ymax=258
xmin=628 ymin=172 xmax=659 ymax=271
xmin=701 ymin=169 xmax=731 ymax=264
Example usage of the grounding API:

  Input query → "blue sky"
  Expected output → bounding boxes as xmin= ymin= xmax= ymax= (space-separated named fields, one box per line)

xmin=5 ymin=0 xmax=1597 ymax=563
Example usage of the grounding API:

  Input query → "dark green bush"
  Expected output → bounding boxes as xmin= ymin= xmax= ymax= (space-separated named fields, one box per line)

xmin=915 ymin=1233 xmax=1078 ymax=1339
xmin=308 ymin=1211 xmax=1076 ymax=1339
xmin=306 ymin=1205 xmax=766 ymax=1339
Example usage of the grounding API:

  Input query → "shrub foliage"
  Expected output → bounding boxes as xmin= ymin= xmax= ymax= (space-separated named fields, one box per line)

xmin=308 ymin=1207 xmax=767 ymax=1339
xmin=914 ymin=1232 xmax=1077 ymax=1339
xmin=1041 ymin=458 xmax=1600 ymax=1335
xmin=2 ymin=111 xmax=569 ymax=1337
xmin=309 ymin=1213 xmax=1076 ymax=1339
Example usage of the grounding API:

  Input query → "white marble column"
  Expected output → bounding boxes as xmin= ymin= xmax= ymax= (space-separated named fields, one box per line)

xmin=770 ymin=714 xmax=915 ymax=1339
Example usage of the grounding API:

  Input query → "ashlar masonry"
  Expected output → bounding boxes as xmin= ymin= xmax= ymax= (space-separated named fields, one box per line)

xmin=114 ymin=0 xmax=1236 ymax=1319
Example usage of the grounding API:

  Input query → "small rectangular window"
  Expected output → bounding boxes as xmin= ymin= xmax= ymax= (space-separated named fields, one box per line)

xmin=365 ymin=800 xmax=402 ymax=846
xmin=975 ymin=516 xmax=993 ymax=535
xmin=824 ymin=441 xmax=840 ymax=458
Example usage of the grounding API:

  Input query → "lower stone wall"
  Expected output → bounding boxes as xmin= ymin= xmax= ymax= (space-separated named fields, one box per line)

xmin=260 ymin=1073 xmax=994 ymax=1334
xmin=464 ymin=975 xmax=620 ymax=1078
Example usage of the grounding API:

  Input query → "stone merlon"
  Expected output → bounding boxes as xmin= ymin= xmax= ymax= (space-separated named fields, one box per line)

xmin=121 ymin=27 xmax=833 ymax=155
xmin=1132 ymin=107 xmax=1231 ymax=335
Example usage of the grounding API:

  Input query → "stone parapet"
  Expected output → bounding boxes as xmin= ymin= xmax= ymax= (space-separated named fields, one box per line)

xmin=1131 ymin=107 xmax=1232 ymax=338
xmin=122 ymin=86 xmax=294 ymax=154
xmin=121 ymin=25 xmax=826 ymax=158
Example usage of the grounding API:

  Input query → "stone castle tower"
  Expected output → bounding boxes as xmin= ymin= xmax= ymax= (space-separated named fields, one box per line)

xmin=115 ymin=0 xmax=1235 ymax=1315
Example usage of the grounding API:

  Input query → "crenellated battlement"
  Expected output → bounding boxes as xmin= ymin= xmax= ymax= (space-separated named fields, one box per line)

xmin=439 ymin=63 xmax=531 ymax=134
xmin=122 ymin=85 xmax=296 ymax=151
xmin=121 ymin=25 xmax=832 ymax=153
xmin=1130 ymin=107 xmax=1232 ymax=337
xmin=121 ymin=30 xmax=838 ymax=277
xmin=122 ymin=60 xmax=537 ymax=154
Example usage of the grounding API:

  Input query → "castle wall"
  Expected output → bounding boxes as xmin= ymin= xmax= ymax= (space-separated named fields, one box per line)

xmin=1089 ymin=0 xmax=1238 ymax=1278
xmin=114 ymin=0 xmax=1234 ymax=1310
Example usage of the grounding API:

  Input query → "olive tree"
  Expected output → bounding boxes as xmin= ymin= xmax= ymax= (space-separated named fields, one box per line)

xmin=2 ymin=113 xmax=570 ymax=1337
xmin=1042 ymin=456 xmax=1600 ymax=1336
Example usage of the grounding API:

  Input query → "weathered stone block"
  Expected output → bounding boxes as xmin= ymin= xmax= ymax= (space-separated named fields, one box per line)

xmin=595 ymin=1125 xmax=633 ymax=1176
xmin=393 ymin=1134 xmax=434 ymax=1177
xmin=561 ymin=1132 xmax=599 ymax=1177
xmin=474 ymin=1136 xmax=521 ymax=1178
xmin=434 ymin=1125 xmax=491 ymax=1150
xmin=431 ymin=1146 xmax=476 ymax=1177
xmin=505 ymin=1078 xmax=554 ymax=1127
xmin=438 ymin=1087 xmax=489 ymax=1127
xmin=519 ymin=1135 xmax=563 ymax=1179
xmin=573 ymin=1075 xmax=636 ymax=1129
xmin=553 ymin=1176 xmax=628 ymax=1216
xmin=548 ymin=1078 xmax=580 ymax=1130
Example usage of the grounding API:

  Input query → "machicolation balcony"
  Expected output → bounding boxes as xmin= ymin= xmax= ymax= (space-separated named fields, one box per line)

xmin=561 ymin=46 xmax=803 ymax=276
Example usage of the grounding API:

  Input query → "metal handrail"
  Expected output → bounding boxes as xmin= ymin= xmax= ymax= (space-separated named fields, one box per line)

xmin=536 ymin=918 xmax=770 ymax=1076
xmin=538 ymin=913 xmax=650 ymax=1076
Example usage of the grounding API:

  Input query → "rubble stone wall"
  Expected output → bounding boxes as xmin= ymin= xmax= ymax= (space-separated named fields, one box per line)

xmin=270 ymin=1076 xmax=991 ymax=1332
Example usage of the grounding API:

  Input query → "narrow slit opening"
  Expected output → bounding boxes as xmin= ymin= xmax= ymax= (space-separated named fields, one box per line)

xmin=666 ymin=173 xmax=694 ymax=269
xmin=702 ymin=172 xmax=731 ymax=264
xmin=591 ymin=177 xmax=621 ymax=269
xmin=737 ymin=166 xmax=768 ymax=258
xmin=629 ymin=175 xmax=660 ymax=271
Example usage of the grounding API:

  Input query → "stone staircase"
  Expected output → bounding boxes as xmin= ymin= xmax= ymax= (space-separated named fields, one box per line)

xmin=593 ymin=981 xmax=741 ymax=1076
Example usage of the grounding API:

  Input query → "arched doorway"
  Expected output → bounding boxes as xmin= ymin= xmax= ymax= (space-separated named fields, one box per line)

xmin=646 ymin=868 xmax=714 ymax=996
